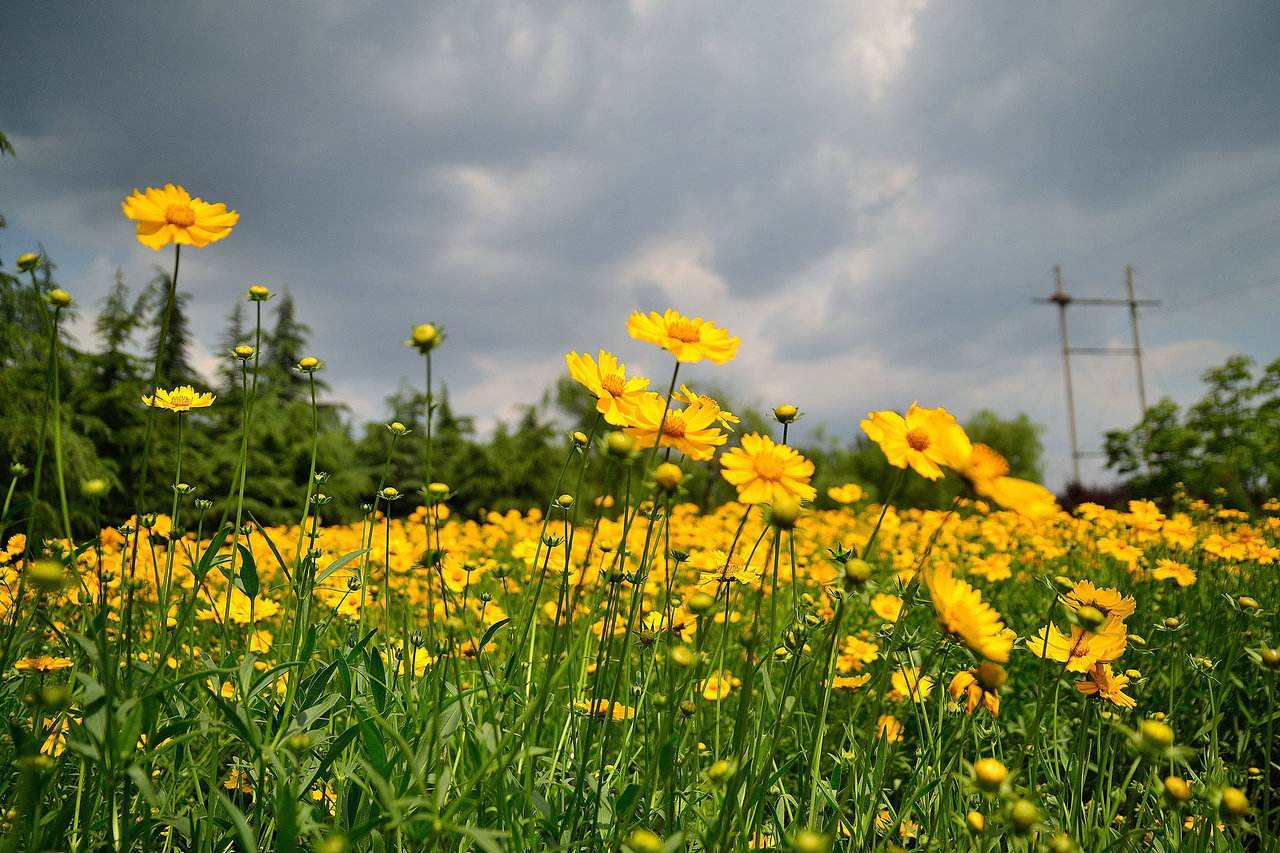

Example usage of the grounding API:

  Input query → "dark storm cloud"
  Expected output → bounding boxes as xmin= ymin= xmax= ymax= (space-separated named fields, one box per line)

xmin=3 ymin=1 xmax=1278 ymax=487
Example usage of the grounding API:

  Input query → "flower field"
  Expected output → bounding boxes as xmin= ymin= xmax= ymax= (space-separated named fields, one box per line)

xmin=1 ymin=185 xmax=1277 ymax=851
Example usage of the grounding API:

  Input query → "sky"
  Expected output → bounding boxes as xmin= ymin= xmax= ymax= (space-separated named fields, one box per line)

xmin=3 ymin=1 xmax=1278 ymax=490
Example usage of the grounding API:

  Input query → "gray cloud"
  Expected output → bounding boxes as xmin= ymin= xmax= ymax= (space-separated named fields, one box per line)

xmin=3 ymin=0 xmax=1278 ymax=488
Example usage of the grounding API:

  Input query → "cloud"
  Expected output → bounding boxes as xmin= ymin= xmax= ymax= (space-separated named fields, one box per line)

xmin=2 ymin=1 xmax=1278 ymax=490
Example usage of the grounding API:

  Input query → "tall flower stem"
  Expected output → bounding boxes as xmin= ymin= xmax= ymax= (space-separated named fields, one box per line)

xmin=48 ymin=304 xmax=73 ymax=544
xmin=805 ymin=466 xmax=906 ymax=827
xmin=223 ymin=300 xmax=264 ymax=637
xmin=158 ymin=413 xmax=185 ymax=628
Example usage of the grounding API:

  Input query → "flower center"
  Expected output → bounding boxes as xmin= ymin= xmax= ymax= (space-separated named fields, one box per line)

xmin=165 ymin=204 xmax=197 ymax=227
xmin=905 ymin=428 xmax=930 ymax=451
xmin=753 ymin=452 xmax=786 ymax=481
xmin=661 ymin=412 xmax=687 ymax=439
xmin=601 ymin=373 xmax=626 ymax=397
xmin=169 ymin=393 xmax=193 ymax=409
xmin=666 ymin=319 xmax=701 ymax=343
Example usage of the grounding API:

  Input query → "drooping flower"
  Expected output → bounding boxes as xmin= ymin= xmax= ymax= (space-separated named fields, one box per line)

xmin=622 ymin=392 xmax=727 ymax=461
xmin=956 ymin=443 xmax=1059 ymax=519
xmin=565 ymin=350 xmax=650 ymax=426
xmin=924 ymin=564 xmax=1014 ymax=662
xmin=1076 ymin=663 xmax=1137 ymax=709
xmin=627 ymin=309 xmax=740 ymax=364
xmin=877 ymin=714 xmax=904 ymax=743
xmin=122 ymin=184 xmax=238 ymax=250
xmin=1027 ymin=619 xmax=1128 ymax=673
xmin=860 ymin=403 xmax=972 ymax=481
xmin=674 ymin=384 xmax=740 ymax=430
xmin=141 ymin=385 xmax=216 ymax=413
xmin=719 ymin=433 xmax=816 ymax=505
xmin=948 ymin=667 xmax=1001 ymax=717
xmin=1061 ymin=580 xmax=1136 ymax=622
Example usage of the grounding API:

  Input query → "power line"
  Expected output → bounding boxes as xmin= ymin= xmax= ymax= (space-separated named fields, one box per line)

xmin=1034 ymin=265 xmax=1158 ymax=483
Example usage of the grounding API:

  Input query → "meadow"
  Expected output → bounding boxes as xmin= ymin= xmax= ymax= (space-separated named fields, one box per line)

xmin=0 ymin=183 xmax=1276 ymax=851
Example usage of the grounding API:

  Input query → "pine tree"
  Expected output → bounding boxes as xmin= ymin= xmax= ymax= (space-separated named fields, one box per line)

xmin=264 ymin=292 xmax=311 ymax=400
xmin=146 ymin=271 xmax=198 ymax=388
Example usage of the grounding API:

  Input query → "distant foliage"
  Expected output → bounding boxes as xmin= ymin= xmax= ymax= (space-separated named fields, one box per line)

xmin=1105 ymin=355 xmax=1280 ymax=509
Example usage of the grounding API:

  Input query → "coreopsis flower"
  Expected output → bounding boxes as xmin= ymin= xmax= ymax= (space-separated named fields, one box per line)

xmin=827 ymin=483 xmax=864 ymax=504
xmin=627 ymin=309 xmax=740 ymax=364
xmin=573 ymin=699 xmax=636 ymax=721
xmin=955 ymin=444 xmax=1059 ymax=519
xmin=564 ymin=350 xmax=649 ymax=426
xmin=836 ymin=635 xmax=880 ymax=673
xmin=141 ymin=385 xmax=215 ymax=413
xmin=121 ymin=184 xmax=238 ymax=250
xmin=860 ymin=403 xmax=971 ymax=481
xmin=622 ymin=392 xmax=726 ymax=461
xmin=701 ymin=671 xmax=739 ymax=701
xmin=949 ymin=665 xmax=1003 ymax=717
xmin=1076 ymin=663 xmax=1137 ymax=709
xmin=1061 ymin=580 xmax=1136 ymax=622
xmin=1151 ymin=558 xmax=1196 ymax=587
xmin=924 ymin=564 xmax=1014 ymax=662
xmin=14 ymin=656 xmax=73 ymax=674
xmin=674 ymin=385 xmax=740 ymax=430
xmin=719 ymin=433 xmax=816 ymax=505
xmin=831 ymin=673 xmax=872 ymax=691
xmin=889 ymin=666 xmax=934 ymax=702
xmin=870 ymin=593 xmax=903 ymax=623
xmin=876 ymin=714 xmax=904 ymax=743
xmin=1027 ymin=619 xmax=1128 ymax=673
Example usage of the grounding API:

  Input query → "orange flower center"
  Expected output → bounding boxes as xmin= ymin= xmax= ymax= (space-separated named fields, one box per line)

xmin=905 ymin=428 xmax=930 ymax=451
xmin=752 ymin=452 xmax=786 ymax=481
xmin=661 ymin=412 xmax=687 ymax=438
xmin=169 ymin=392 xmax=193 ymax=409
xmin=601 ymin=373 xmax=626 ymax=397
xmin=666 ymin=319 xmax=701 ymax=343
xmin=165 ymin=204 xmax=197 ymax=227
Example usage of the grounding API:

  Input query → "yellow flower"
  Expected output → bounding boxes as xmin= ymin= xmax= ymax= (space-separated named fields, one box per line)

xmin=674 ymin=385 xmax=739 ymax=430
xmin=870 ymin=593 xmax=903 ymax=623
xmin=860 ymin=403 xmax=971 ymax=481
xmin=827 ymin=483 xmax=864 ymax=504
xmin=1151 ymin=558 xmax=1196 ymax=587
xmin=876 ymin=714 xmax=904 ymax=743
xmin=141 ymin=385 xmax=216 ymax=413
xmin=719 ymin=433 xmax=816 ymax=505
xmin=1076 ymin=663 xmax=1136 ymax=709
xmin=948 ymin=668 xmax=1001 ymax=717
xmin=701 ymin=671 xmax=739 ymax=701
xmin=121 ymin=183 xmax=238 ymax=250
xmin=1062 ymin=580 xmax=1136 ymax=622
xmin=924 ymin=564 xmax=1013 ymax=662
xmin=623 ymin=393 xmax=727 ymax=461
xmin=565 ymin=350 xmax=650 ymax=426
xmin=831 ymin=673 xmax=872 ymax=691
xmin=627 ymin=309 xmax=740 ymax=364
xmin=1027 ymin=620 xmax=1128 ymax=673
xmin=889 ymin=666 xmax=934 ymax=702
xmin=958 ymin=444 xmax=1059 ymax=519
xmin=14 ymin=655 xmax=73 ymax=674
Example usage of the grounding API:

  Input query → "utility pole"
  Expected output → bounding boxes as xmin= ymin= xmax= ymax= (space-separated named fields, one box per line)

xmin=1034 ymin=266 xmax=1159 ymax=484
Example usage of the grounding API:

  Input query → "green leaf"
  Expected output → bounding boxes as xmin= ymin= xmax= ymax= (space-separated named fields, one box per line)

xmin=315 ymin=548 xmax=367 ymax=586
xmin=235 ymin=543 xmax=259 ymax=599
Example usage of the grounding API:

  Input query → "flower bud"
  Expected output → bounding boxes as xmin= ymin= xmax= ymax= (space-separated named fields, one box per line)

xmin=975 ymin=661 xmax=1007 ymax=692
xmin=654 ymin=462 xmax=683 ymax=492
xmin=626 ymin=829 xmax=663 ymax=853
xmin=973 ymin=757 xmax=1007 ymax=792
xmin=297 ymin=356 xmax=322 ymax=372
xmin=1076 ymin=605 xmax=1106 ymax=631
xmin=47 ymin=289 xmax=73 ymax=308
xmin=788 ymin=829 xmax=830 ymax=853
xmin=556 ymin=494 xmax=575 ymax=509
xmin=1238 ymin=595 xmax=1260 ymax=611
xmin=843 ymin=558 xmax=872 ymax=587
xmin=16 ymin=252 xmax=40 ymax=272
xmin=1008 ymin=799 xmax=1039 ymax=834
xmin=707 ymin=758 xmax=736 ymax=784
xmin=28 ymin=560 xmax=68 ymax=592
xmin=81 ymin=478 xmax=109 ymax=498
xmin=1261 ymin=648 xmax=1280 ymax=669
xmin=1220 ymin=787 xmax=1249 ymax=819
xmin=1164 ymin=775 xmax=1192 ymax=803
xmin=409 ymin=323 xmax=442 ymax=352
xmin=247 ymin=285 xmax=271 ymax=301
xmin=770 ymin=497 xmax=802 ymax=529
xmin=773 ymin=404 xmax=799 ymax=424
xmin=687 ymin=592 xmax=716 ymax=614
xmin=387 ymin=421 xmax=409 ymax=435
xmin=380 ymin=487 xmax=401 ymax=501
xmin=670 ymin=645 xmax=695 ymax=668
xmin=234 ymin=344 xmax=255 ymax=359
xmin=965 ymin=811 xmax=985 ymax=834
xmin=606 ymin=432 xmax=636 ymax=457
xmin=1047 ymin=832 xmax=1073 ymax=853
xmin=1139 ymin=719 xmax=1175 ymax=750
